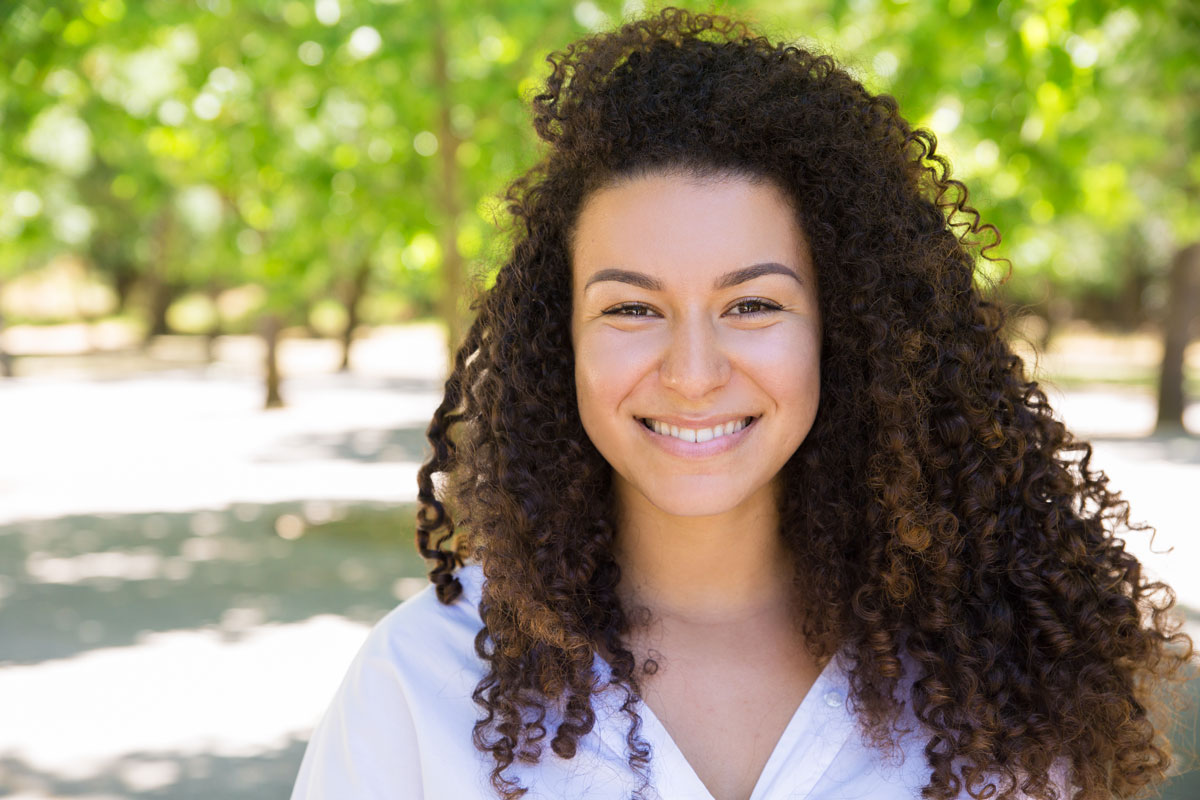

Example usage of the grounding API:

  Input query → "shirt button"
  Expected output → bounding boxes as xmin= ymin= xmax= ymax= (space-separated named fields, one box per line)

xmin=824 ymin=691 xmax=843 ymax=708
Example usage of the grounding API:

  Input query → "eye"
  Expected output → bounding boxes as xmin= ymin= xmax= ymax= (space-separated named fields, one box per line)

xmin=728 ymin=297 xmax=783 ymax=316
xmin=601 ymin=302 xmax=658 ymax=318
xmin=600 ymin=299 xmax=783 ymax=318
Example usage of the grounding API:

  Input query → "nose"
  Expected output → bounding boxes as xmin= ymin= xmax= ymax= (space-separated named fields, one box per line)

xmin=658 ymin=312 xmax=732 ymax=398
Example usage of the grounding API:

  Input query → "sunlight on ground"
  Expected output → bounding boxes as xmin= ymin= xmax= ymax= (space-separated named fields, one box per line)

xmin=0 ymin=369 xmax=436 ymax=524
xmin=1047 ymin=384 xmax=1200 ymax=437
xmin=1 ymin=616 xmax=370 ymax=790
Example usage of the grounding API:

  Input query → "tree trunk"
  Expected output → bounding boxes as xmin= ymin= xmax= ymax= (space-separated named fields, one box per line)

xmin=142 ymin=209 xmax=175 ymax=346
xmin=1115 ymin=229 xmax=1149 ymax=330
xmin=146 ymin=283 xmax=173 ymax=339
xmin=340 ymin=256 xmax=370 ymax=372
xmin=204 ymin=283 xmax=222 ymax=364
xmin=1155 ymin=242 xmax=1200 ymax=434
xmin=0 ymin=304 xmax=13 ymax=378
xmin=301 ymin=302 xmax=321 ymax=339
xmin=262 ymin=312 xmax=285 ymax=409
xmin=113 ymin=263 xmax=138 ymax=313
xmin=431 ymin=0 xmax=467 ymax=361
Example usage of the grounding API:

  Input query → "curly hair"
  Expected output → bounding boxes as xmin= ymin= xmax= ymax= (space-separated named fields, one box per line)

xmin=415 ymin=8 xmax=1194 ymax=800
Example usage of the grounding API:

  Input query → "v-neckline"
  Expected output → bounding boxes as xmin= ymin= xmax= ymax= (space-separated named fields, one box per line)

xmin=455 ymin=566 xmax=857 ymax=799
xmin=591 ymin=649 xmax=854 ymax=800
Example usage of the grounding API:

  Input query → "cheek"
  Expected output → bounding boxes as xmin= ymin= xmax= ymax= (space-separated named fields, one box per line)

xmin=575 ymin=333 xmax=656 ymax=396
xmin=574 ymin=336 xmax=627 ymax=428
xmin=574 ymin=332 xmax=659 ymax=442
xmin=736 ymin=327 xmax=821 ymax=409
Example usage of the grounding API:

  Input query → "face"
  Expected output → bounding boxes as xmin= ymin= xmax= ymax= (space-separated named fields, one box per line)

xmin=570 ymin=170 xmax=821 ymax=520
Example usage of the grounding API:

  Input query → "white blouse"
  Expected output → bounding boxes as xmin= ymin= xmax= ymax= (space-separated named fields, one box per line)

xmin=291 ymin=564 xmax=1067 ymax=799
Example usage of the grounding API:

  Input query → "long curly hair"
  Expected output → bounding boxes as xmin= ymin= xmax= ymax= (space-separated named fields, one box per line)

xmin=415 ymin=8 xmax=1194 ymax=800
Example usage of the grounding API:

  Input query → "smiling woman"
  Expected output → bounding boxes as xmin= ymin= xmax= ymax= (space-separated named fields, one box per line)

xmin=291 ymin=8 xmax=1194 ymax=800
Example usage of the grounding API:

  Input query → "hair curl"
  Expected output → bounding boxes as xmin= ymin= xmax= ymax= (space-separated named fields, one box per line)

xmin=415 ymin=8 xmax=1194 ymax=799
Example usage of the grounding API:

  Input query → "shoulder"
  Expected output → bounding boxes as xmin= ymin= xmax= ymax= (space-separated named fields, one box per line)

xmin=290 ymin=565 xmax=489 ymax=800
xmin=327 ymin=563 xmax=487 ymax=733
xmin=356 ymin=564 xmax=486 ymax=689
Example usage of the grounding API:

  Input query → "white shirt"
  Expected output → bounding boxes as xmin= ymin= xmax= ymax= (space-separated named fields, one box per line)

xmin=292 ymin=564 xmax=1067 ymax=799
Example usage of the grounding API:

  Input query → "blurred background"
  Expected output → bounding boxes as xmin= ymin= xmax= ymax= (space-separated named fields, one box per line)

xmin=0 ymin=0 xmax=1197 ymax=797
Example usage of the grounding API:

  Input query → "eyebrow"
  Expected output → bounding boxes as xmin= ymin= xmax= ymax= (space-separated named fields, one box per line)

xmin=583 ymin=262 xmax=804 ymax=292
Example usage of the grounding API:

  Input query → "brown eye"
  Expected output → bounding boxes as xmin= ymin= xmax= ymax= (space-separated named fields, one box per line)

xmin=729 ymin=298 xmax=782 ymax=316
xmin=602 ymin=303 xmax=657 ymax=317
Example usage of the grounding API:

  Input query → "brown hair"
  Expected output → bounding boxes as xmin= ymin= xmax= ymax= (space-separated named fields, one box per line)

xmin=416 ymin=8 xmax=1194 ymax=799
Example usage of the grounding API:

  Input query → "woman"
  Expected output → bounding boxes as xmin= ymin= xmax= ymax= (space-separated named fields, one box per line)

xmin=292 ymin=8 xmax=1193 ymax=800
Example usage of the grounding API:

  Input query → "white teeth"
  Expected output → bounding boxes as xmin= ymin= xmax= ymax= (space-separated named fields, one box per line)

xmin=642 ymin=417 xmax=752 ymax=443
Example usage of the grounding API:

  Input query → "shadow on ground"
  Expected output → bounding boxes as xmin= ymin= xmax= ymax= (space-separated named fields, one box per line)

xmin=0 ymin=740 xmax=309 ymax=799
xmin=0 ymin=501 xmax=426 ymax=666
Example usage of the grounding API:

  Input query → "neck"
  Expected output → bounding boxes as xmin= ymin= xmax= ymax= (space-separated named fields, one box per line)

xmin=612 ymin=477 xmax=794 ymax=626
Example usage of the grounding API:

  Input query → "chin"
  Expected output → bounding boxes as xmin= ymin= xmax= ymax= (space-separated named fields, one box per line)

xmin=651 ymin=500 xmax=742 ymax=518
xmin=640 ymin=481 xmax=755 ymax=518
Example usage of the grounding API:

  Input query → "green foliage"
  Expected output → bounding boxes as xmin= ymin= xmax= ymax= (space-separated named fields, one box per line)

xmin=1 ymin=0 xmax=1196 ymax=330
xmin=801 ymin=0 xmax=1199 ymax=315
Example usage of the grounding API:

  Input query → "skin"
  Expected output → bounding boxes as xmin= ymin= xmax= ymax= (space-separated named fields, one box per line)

xmin=570 ymin=170 xmax=824 ymax=800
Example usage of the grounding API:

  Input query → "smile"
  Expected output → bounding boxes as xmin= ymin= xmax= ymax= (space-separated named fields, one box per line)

xmin=637 ymin=416 xmax=758 ymax=443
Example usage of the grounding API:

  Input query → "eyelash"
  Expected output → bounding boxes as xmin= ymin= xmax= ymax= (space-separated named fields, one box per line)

xmin=601 ymin=298 xmax=783 ymax=318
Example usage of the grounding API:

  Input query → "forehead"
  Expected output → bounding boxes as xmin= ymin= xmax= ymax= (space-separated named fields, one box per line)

xmin=569 ymin=171 xmax=811 ymax=287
